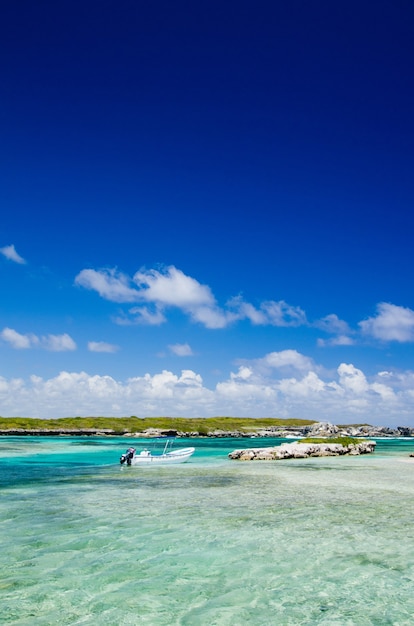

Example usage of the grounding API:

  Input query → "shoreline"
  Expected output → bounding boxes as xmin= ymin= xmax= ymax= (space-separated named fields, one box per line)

xmin=1 ymin=421 xmax=414 ymax=439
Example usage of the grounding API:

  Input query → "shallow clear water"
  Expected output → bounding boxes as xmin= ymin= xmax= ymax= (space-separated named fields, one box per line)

xmin=1 ymin=436 xmax=414 ymax=625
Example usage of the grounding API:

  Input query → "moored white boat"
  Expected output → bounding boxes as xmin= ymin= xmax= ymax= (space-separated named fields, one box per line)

xmin=120 ymin=441 xmax=195 ymax=466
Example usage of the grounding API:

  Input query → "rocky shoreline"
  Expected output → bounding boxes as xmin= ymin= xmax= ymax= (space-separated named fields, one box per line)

xmin=0 ymin=421 xmax=413 ymax=438
xmin=229 ymin=440 xmax=376 ymax=461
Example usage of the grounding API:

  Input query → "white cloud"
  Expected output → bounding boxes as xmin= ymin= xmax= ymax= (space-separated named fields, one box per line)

xmin=75 ymin=268 xmax=139 ymax=303
xmin=315 ymin=313 xmax=351 ymax=335
xmin=227 ymin=296 xmax=307 ymax=327
xmin=0 ymin=244 xmax=26 ymax=264
xmin=78 ymin=270 xmax=412 ymax=348
xmin=228 ymin=299 xmax=267 ymax=325
xmin=315 ymin=314 xmax=354 ymax=347
xmin=258 ymin=349 xmax=316 ymax=374
xmin=231 ymin=366 xmax=253 ymax=380
xmin=42 ymin=333 xmax=77 ymax=352
xmin=259 ymin=300 xmax=307 ymax=327
xmin=76 ymin=264 xmax=307 ymax=330
xmin=76 ymin=265 xmax=231 ymax=329
xmin=88 ymin=341 xmax=119 ymax=353
xmin=318 ymin=335 xmax=355 ymax=347
xmin=370 ymin=382 xmax=396 ymax=401
xmin=134 ymin=266 xmax=214 ymax=308
xmin=359 ymin=303 xmax=414 ymax=342
xmin=168 ymin=343 xmax=194 ymax=356
xmin=123 ymin=306 xmax=167 ymax=326
xmin=134 ymin=266 xmax=232 ymax=329
xmin=1 ymin=328 xmax=76 ymax=351
xmin=277 ymin=371 xmax=332 ymax=397
xmin=1 ymin=327 xmax=35 ymax=349
xmin=337 ymin=363 xmax=369 ymax=394
xmin=1 ymin=350 xmax=411 ymax=425
xmin=188 ymin=305 xmax=233 ymax=329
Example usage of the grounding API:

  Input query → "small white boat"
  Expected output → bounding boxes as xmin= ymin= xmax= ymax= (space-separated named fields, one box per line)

xmin=120 ymin=441 xmax=195 ymax=466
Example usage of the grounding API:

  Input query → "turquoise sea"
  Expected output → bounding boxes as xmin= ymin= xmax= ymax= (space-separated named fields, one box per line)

xmin=1 ymin=436 xmax=414 ymax=625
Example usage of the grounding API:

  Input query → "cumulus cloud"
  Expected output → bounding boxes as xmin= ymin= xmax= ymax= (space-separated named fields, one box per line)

xmin=246 ymin=350 xmax=318 ymax=377
xmin=228 ymin=299 xmax=268 ymax=325
xmin=337 ymin=363 xmax=369 ymax=394
xmin=134 ymin=266 xmax=214 ymax=308
xmin=315 ymin=314 xmax=355 ymax=347
xmin=315 ymin=313 xmax=351 ymax=335
xmin=0 ymin=328 xmax=76 ymax=351
xmin=75 ymin=264 xmax=307 ymax=330
xmin=168 ymin=343 xmax=194 ymax=356
xmin=43 ymin=334 xmax=77 ymax=352
xmin=88 ymin=341 xmax=119 ymax=353
xmin=359 ymin=303 xmax=414 ymax=342
xmin=262 ymin=350 xmax=315 ymax=372
xmin=76 ymin=265 xmax=231 ymax=328
xmin=316 ymin=304 xmax=414 ymax=347
xmin=277 ymin=371 xmax=333 ymax=398
xmin=0 ymin=244 xmax=26 ymax=264
xmin=227 ymin=296 xmax=307 ymax=327
xmin=134 ymin=266 xmax=232 ymax=329
xmin=259 ymin=300 xmax=307 ymax=326
xmin=1 ymin=327 xmax=36 ymax=349
xmin=1 ymin=349 xmax=411 ymax=425
xmin=73 ymin=266 xmax=413 ymax=349
xmin=214 ymin=353 xmax=412 ymax=424
xmin=75 ymin=268 xmax=139 ymax=303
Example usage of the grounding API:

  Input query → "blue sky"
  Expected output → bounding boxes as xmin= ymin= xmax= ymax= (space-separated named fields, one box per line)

xmin=1 ymin=1 xmax=414 ymax=424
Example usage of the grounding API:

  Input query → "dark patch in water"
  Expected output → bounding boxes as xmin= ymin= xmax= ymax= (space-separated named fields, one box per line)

xmin=70 ymin=440 xmax=105 ymax=446
xmin=292 ymin=463 xmax=364 ymax=472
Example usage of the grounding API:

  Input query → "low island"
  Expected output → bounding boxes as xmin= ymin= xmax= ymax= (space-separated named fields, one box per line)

xmin=0 ymin=416 xmax=412 ymax=438
xmin=228 ymin=436 xmax=376 ymax=460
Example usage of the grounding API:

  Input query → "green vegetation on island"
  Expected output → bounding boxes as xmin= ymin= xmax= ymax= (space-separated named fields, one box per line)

xmin=299 ymin=436 xmax=364 ymax=446
xmin=0 ymin=416 xmax=315 ymax=435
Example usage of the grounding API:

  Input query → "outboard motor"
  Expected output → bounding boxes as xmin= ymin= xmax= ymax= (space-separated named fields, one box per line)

xmin=120 ymin=447 xmax=136 ymax=465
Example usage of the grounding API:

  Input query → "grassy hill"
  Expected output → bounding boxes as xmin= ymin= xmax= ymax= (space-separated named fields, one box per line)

xmin=0 ymin=416 xmax=315 ymax=435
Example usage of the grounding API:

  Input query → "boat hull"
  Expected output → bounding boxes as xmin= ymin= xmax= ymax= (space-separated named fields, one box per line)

xmin=129 ymin=447 xmax=195 ymax=465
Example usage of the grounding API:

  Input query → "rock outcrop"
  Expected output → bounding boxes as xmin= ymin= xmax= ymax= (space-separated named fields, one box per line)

xmin=229 ymin=440 xmax=376 ymax=460
xmin=224 ymin=422 xmax=414 ymax=439
xmin=303 ymin=421 xmax=340 ymax=437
